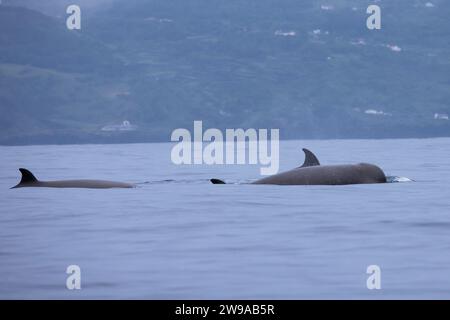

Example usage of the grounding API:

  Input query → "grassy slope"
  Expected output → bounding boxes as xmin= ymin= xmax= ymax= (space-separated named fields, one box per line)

xmin=0 ymin=0 xmax=449 ymax=145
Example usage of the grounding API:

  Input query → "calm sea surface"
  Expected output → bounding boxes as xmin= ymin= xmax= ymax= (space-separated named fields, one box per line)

xmin=1 ymin=138 xmax=450 ymax=299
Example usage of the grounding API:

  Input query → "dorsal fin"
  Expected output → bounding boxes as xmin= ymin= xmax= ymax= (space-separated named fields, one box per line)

xmin=300 ymin=148 xmax=320 ymax=168
xmin=18 ymin=168 xmax=38 ymax=184
xmin=210 ymin=178 xmax=226 ymax=184
xmin=11 ymin=168 xmax=38 ymax=189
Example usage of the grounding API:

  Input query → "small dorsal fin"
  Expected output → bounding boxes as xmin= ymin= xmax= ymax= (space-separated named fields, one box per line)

xmin=18 ymin=168 xmax=38 ymax=184
xmin=300 ymin=148 xmax=320 ymax=168
xmin=11 ymin=168 xmax=38 ymax=188
xmin=210 ymin=178 xmax=226 ymax=184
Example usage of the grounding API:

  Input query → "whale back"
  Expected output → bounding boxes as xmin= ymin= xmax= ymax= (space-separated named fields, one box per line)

xmin=11 ymin=168 xmax=134 ymax=189
xmin=210 ymin=148 xmax=387 ymax=186
xmin=253 ymin=163 xmax=386 ymax=185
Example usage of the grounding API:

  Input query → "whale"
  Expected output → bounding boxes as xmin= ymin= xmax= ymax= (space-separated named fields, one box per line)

xmin=11 ymin=168 xmax=135 ymax=189
xmin=211 ymin=148 xmax=387 ymax=185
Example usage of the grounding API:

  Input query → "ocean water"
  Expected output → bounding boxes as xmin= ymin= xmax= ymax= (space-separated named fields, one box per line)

xmin=1 ymin=138 xmax=450 ymax=299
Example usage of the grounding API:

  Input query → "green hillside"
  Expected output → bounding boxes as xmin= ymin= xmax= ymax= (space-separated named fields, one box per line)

xmin=0 ymin=0 xmax=449 ymax=145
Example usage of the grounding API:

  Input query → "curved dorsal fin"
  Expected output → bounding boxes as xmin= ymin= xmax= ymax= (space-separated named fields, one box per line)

xmin=211 ymin=178 xmax=226 ymax=184
xmin=18 ymin=168 xmax=38 ymax=184
xmin=300 ymin=148 xmax=320 ymax=168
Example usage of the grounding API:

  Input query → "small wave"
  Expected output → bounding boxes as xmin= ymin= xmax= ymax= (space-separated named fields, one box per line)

xmin=136 ymin=178 xmax=253 ymax=185
xmin=386 ymin=176 xmax=414 ymax=183
xmin=136 ymin=179 xmax=211 ymax=185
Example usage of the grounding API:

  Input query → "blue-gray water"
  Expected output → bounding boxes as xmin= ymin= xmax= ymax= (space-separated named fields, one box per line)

xmin=1 ymin=138 xmax=450 ymax=299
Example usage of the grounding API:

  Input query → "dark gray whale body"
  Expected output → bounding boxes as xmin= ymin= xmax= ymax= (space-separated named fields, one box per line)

xmin=211 ymin=148 xmax=387 ymax=186
xmin=12 ymin=168 xmax=134 ymax=189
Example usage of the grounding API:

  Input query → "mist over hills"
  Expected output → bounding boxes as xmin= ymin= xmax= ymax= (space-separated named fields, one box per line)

xmin=0 ymin=0 xmax=449 ymax=145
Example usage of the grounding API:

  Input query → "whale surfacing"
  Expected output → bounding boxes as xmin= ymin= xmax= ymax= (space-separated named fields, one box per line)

xmin=11 ymin=168 xmax=134 ymax=189
xmin=211 ymin=148 xmax=387 ymax=186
